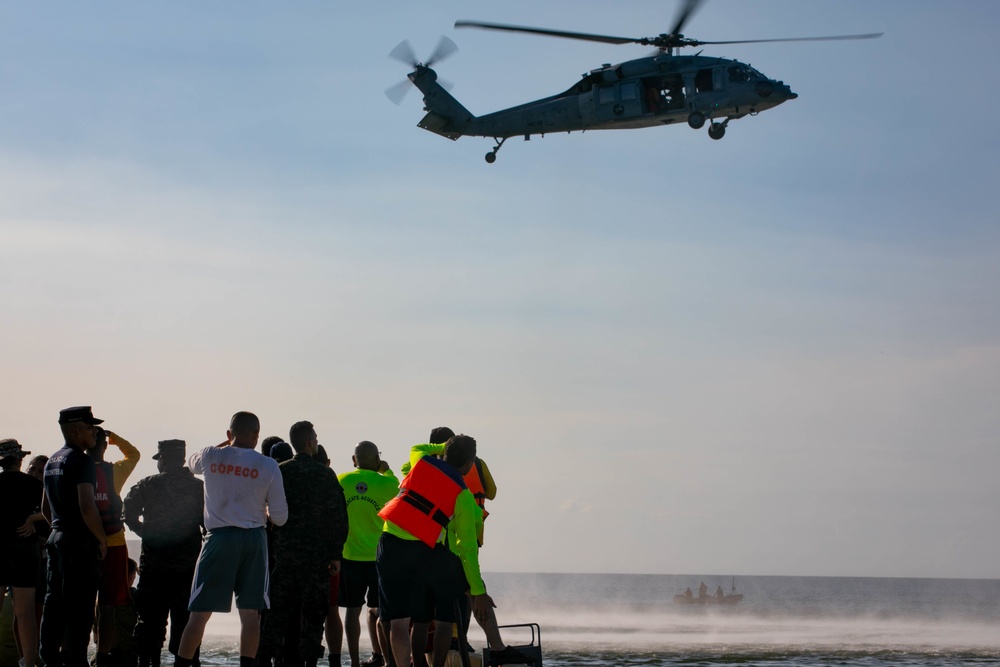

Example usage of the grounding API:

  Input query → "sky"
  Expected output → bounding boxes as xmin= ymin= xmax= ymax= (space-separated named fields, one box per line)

xmin=1 ymin=0 xmax=999 ymax=580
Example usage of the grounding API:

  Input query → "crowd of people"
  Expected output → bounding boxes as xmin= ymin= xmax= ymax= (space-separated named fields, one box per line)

xmin=1 ymin=406 xmax=530 ymax=667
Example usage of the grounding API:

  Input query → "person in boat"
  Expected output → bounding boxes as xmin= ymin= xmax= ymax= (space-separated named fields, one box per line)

xmin=683 ymin=588 xmax=693 ymax=599
xmin=715 ymin=586 xmax=724 ymax=599
xmin=698 ymin=582 xmax=708 ymax=599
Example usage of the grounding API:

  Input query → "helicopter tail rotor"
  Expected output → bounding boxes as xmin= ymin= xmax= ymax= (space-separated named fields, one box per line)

xmin=385 ymin=37 xmax=457 ymax=105
xmin=388 ymin=40 xmax=419 ymax=67
xmin=426 ymin=36 xmax=458 ymax=67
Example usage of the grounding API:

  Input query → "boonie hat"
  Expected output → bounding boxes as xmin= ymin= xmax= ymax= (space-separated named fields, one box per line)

xmin=152 ymin=439 xmax=186 ymax=460
xmin=59 ymin=406 xmax=104 ymax=425
xmin=0 ymin=438 xmax=31 ymax=460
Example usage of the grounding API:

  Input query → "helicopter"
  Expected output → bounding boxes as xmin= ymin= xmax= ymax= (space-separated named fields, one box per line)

xmin=387 ymin=0 xmax=881 ymax=163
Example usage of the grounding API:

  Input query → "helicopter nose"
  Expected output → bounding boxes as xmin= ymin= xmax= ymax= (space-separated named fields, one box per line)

xmin=772 ymin=80 xmax=796 ymax=101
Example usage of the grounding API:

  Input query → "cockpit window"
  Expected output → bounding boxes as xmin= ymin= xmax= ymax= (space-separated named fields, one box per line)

xmin=728 ymin=65 xmax=751 ymax=83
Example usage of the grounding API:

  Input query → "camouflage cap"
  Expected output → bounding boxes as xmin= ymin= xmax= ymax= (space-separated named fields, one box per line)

xmin=152 ymin=439 xmax=186 ymax=460
xmin=0 ymin=438 xmax=31 ymax=460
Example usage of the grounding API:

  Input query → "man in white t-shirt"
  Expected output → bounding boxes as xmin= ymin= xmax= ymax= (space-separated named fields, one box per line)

xmin=173 ymin=412 xmax=288 ymax=667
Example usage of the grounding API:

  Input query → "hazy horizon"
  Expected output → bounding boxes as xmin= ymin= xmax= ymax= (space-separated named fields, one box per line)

xmin=3 ymin=0 xmax=999 ymax=580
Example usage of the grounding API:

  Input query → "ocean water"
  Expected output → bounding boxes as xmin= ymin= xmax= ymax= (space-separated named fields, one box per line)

xmin=197 ymin=573 xmax=1000 ymax=666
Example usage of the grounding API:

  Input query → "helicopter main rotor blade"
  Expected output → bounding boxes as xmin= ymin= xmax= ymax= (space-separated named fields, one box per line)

xmin=668 ymin=0 xmax=706 ymax=38
xmin=455 ymin=20 xmax=639 ymax=46
xmin=691 ymin=32 xmax=883 ymax=46
xmin=426 ymin=35 xmax=458 ymax=67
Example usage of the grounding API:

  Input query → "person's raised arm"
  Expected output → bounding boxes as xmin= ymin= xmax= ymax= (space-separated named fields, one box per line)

xmin=107 ymin=431 xmax=141 ymax=492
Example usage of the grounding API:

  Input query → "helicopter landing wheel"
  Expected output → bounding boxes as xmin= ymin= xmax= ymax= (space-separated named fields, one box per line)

xmin=687 ymin=111 xmax=705 ymax=130
xmin=484 ymin=136 xmax=507 ymax=164
xmin=708 ymin=123 xmax=726 ymax=140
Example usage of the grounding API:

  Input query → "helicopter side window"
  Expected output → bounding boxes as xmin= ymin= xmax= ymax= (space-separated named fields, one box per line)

xmin=598 ymin=85 xmax=616 ymax=105
xmin=694 ymin=68 xmax=714 ymax=93
xmin=619 ymin=82 xmax=638 ymax=102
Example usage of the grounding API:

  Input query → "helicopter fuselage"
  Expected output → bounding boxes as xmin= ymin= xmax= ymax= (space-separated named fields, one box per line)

xmin=411 ymin=53 xmax=796 ymax=144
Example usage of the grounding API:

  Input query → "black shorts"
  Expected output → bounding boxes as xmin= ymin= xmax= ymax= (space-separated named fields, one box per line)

xmin=0 ymin=541 xmax=41 ymax=588
xmin=339 ymin=559 xmax=378 ymax=608
xmin=376 ymin=533 xmax=466 ymax=623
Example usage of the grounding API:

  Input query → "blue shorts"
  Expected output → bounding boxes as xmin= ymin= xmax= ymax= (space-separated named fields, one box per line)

xmin=188 ymin=526 xmax=269 ymax=612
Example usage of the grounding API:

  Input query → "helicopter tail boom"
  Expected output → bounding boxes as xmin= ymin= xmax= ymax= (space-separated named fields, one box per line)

xmin=409 ymin=65 xmax=475 ymax=140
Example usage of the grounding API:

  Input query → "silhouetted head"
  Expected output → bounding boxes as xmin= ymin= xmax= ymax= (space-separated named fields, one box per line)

xmin=269 ymin=442 xmax=294 ymax=463
xmin=444 ymin=434 xmax=476 ymax=474
xmin=314 ymin=444 xmax=330 ymax=467
xmin=26 ymin=455 xmax=48 ymax=480
xmin=354 ymin=440 xmax=380 ymax=471
xmin=260 ymin=435 xmax=284 ymax=458
xmin=58 ymin=407 xmax=103 ymax=451
xmin=228 ymin=412 xmax=260 ymax=449
xmin=429 ymin=426 xmax=455 ymax=445
xmin=289 ymin=421 xmax=317 ymax=455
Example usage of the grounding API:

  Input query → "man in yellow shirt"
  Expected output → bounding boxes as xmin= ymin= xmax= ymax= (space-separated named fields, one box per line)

xmin=338 ymin=442 xmax=399 ymax=667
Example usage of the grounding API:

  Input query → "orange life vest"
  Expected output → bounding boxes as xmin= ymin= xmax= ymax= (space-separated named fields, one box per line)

xmin=379 ymin=455 xmax=467 ymax=548
xmin=463 ymin=458 xmax=490 ymax=521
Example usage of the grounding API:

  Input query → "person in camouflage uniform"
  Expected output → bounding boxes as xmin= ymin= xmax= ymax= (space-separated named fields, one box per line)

xmin=123 ymin=440 xmax=205 ymax=667
xmin=257 ymin=421 xmax=348 ymax=667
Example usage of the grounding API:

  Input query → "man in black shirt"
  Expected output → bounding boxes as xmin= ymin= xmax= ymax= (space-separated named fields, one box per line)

xmin=0 ymin=438 xmax=44 ymax=667
xmin=124 ymin=439 xmax=205 ymax=667
xmin=40 ymin=406 xmax=109 ymax=667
